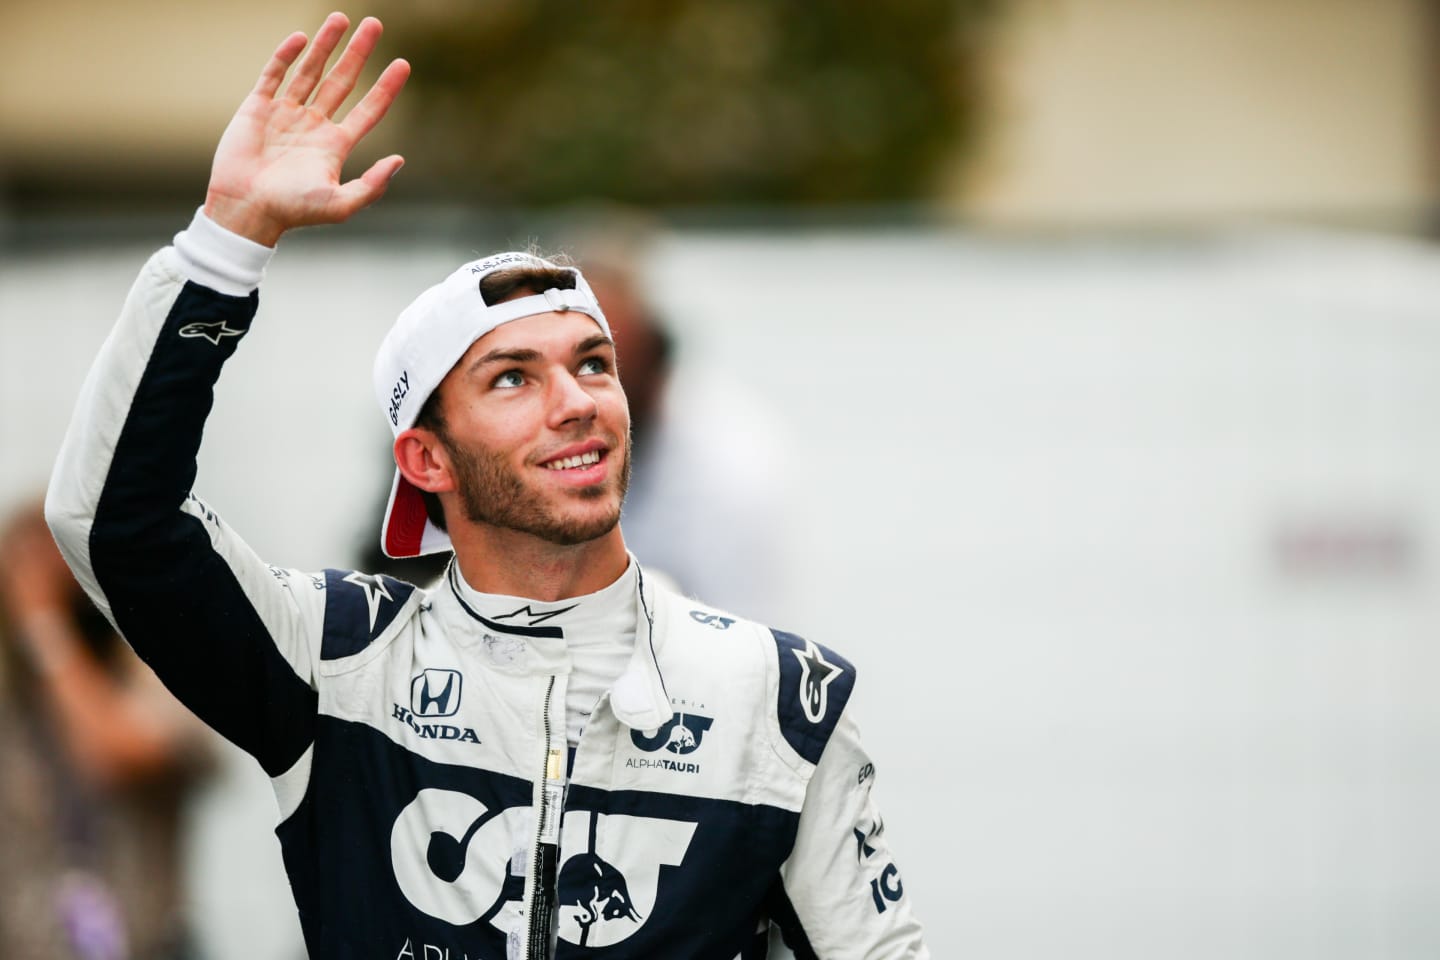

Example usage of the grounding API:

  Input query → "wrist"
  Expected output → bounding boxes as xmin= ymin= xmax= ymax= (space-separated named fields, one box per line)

xmin=174 ymin=206 xmax=276 ymax=296
xmin=203 ymin=192 xmax=286 ymax=249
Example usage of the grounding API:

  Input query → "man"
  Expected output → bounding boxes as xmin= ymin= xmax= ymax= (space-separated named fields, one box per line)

xmin=47 ymin=14 xmax=926 ymax=959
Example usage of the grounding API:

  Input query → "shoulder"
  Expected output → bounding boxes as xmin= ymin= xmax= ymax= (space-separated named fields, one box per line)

xmin=767 ymin=628 xmax=857 ymax=767
xmin=649 ymin=580 xmax=858 ymax=768
xmin=317 ymin=569 xmax=425 ymax=661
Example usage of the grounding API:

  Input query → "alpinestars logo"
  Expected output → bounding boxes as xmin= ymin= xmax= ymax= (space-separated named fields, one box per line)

xmin=793 ymin=638 xmax=842 ymax=723
xmin=343 ymin=571 xmax=394 ymax=632
xmin=391 ymin=669 xmax=480 ymax=745
xmin=494 ymin=602 xmax=578 ymax=626
xmin=178 ymin=320 xmax=244 ymax=345
xmin=628 ymin=711 xmax=713 ymax=774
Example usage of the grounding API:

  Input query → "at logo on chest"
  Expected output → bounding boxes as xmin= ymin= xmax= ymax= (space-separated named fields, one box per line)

xmin=627 ymin=702 xmax=714 ymax=775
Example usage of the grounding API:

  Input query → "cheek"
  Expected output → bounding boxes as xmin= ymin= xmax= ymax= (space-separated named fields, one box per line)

xmin=448 ymin=403 xmax=534 ymax=457
xmin=493 ymin=423 xmax=538 ymax=460
xmin=601 ymin=385 xmax=631 ymax=429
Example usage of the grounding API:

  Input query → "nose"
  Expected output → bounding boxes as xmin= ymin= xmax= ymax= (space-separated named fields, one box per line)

xmin=547 ymin=369 xmax=598 ymax=428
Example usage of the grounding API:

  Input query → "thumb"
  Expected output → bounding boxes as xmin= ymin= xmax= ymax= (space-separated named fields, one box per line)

xmin=332 ymin=154 xmax=405 ymax=219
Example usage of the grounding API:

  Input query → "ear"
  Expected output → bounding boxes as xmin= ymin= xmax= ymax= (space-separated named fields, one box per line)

xmin=394 ymin=427 xmax=455 ymax=494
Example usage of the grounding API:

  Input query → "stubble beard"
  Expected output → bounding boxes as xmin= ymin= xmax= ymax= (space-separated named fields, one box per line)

xmin=439 ymin=427 xmax=630 ymax=547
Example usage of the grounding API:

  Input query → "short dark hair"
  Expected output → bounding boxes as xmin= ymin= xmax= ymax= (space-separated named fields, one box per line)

xmin=478 ymin=263 xmax=577 ymax=305
xmin=410 ymin=259 xmax=581 ymax=534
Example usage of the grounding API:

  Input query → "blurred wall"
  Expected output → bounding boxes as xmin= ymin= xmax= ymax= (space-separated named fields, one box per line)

xmin=0 ymin=0 xmax=372 ymax=210
xmin=962 ymin=0 xmax=1437 ymax=225
xmin=2 ymin=0 xmax=1434 ymax=225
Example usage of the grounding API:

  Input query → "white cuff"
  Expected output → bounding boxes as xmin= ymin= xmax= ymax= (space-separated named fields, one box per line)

xmin=172 ymin=206 xmax=276 ymax=297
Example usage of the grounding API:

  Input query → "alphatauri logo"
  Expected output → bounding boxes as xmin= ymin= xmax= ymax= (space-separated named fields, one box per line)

xmin=631 ymin=712 xmax=713 ymax=756
xmin=390 ymin=792 xmax=693 ymax=947
xmin=557 ymin=810 xmax=695 ymax=948
xmin=689 ymin=610 xmax=735 ymax=630
xmin=628 ymin=712 xmax=713 ymax=774
xmin=391 ymin=789 xmax=528 ymax=927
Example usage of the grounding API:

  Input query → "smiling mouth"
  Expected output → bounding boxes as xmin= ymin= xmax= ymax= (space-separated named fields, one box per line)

xmin=541 ymin=449 xmax=604 ymax=471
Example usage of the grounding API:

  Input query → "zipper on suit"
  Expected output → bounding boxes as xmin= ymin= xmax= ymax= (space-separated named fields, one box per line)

xmin=526 ymin=675 xmax=564 ymax=959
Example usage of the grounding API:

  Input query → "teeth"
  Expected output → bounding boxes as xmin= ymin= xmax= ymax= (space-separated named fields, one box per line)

xmin=544 ymin=450 xmax=602 ymax=470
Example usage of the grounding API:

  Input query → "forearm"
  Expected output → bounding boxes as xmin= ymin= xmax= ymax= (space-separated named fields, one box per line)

xmin=45 ymin=211 xmax=272 ymax=613
xmin=776 ymin=711 xmax=929 ymax=958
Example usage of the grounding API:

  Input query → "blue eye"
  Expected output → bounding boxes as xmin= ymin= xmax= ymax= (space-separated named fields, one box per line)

xmin=578 ymin=357 xmax=608 ymax=376
xmin=493 ymin=370 xmax=524 ymax=389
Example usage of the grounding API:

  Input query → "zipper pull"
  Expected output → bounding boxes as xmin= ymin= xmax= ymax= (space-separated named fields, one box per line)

xmin=539 ymin=747 xmax=566 ymax=846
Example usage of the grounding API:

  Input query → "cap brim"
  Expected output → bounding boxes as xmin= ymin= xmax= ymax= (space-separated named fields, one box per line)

xmin=381 ymin=469 xmax=453 ymax=558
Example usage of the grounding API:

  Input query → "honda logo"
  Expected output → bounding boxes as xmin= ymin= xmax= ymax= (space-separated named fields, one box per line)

xmin=411 ymin=669 xmax=462 ymax=718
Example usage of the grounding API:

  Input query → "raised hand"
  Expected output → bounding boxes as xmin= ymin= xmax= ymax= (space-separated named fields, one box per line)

xmin=204 ymin=13 xmax=411 ymax=246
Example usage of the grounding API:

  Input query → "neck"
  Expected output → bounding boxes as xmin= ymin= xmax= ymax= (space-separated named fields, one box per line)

xmin=449 ymin=524 xmax=630 ymax=601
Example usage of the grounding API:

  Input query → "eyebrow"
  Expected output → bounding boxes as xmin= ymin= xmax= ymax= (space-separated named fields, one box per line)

xmin=576 ymin=335 xmax=615 ymax=354
xmin=467 ymin=347 xmax=541 ymax=375
xmin=466 ymin=335 xmax=615 ymax=375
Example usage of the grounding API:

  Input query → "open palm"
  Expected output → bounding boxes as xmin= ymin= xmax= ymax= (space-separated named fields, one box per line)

xmin=205 ymin=14 xmax=410 ymax=246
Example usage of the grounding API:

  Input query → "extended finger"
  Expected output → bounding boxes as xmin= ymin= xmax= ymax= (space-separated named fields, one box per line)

xmin=282 ymin=12 xmax=350 ymax=104
xmin=338 ymin=58 xmax=411 ymax=143
xmin=253 ymin=31 xmax=309 ymax=98
xmin=310 ymin=16 xmax=383 ymax=118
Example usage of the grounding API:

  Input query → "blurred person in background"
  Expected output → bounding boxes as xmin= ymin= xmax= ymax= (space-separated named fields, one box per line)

xmin=568 ymin=221 xmax=795 ymax=626
xmin=0 ymin=501 xmax=212 ymax=959
xmin=45 ymin=14 xmax=925 ymax=958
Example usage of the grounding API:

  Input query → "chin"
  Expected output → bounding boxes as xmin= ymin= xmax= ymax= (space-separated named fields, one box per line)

xmin=449 ymin=439 xmax=629 ymax=547
xmin=541 ymin=506 xmax=622 ymax=546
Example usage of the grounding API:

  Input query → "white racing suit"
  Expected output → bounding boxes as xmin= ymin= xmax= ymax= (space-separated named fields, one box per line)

xmin=45 ymin=222 xmax=928 ymax=959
